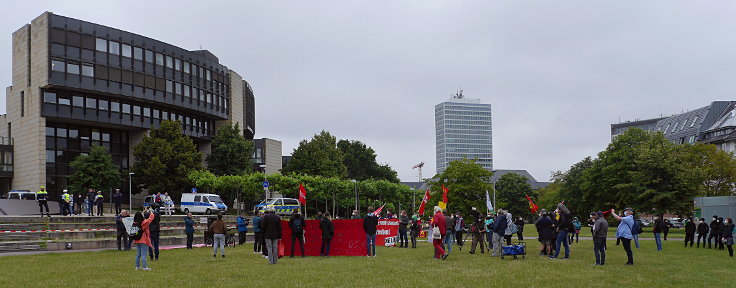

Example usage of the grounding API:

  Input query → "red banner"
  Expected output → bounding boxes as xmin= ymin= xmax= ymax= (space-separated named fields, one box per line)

xmin=376 ymin=219 xmax=400 ymax=247
xmin=280 ymin=219 xmax=367 ymax=256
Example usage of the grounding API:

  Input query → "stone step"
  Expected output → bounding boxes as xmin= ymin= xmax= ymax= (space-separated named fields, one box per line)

xmin=45 ymin=235 xmax=208 ymax=251
xmin=0 ymin=240 xmax=46 ymax=252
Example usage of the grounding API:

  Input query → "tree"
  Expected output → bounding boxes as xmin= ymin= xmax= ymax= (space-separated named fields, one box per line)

xmin=337 ymin=139 xmax=400 ymax=183
xmin=282 ymin=131 xmax=347 ymax=178
xmin=557 ymin=157 xmax=594 ymax=217
xmin=69 ymin=145 xmax=122 ymax=194
xmin=430 ymin=159 xmax=493 ymax=218
xmin=495 ymin=172 xmax=534 ymax=217
xmin=206 ymin=123 xmax=254 ymax=176
xmin=682 ymin=143 xmax=736 ymax=196
xmin=132 ymin=120 xmax=203 ymax=200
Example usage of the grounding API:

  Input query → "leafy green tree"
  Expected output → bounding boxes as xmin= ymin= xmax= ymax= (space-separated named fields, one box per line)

xmin=206 ymin=123 xmax=254 ymax=176
xmin=557 ymin=157 xmax=594 ymax=217
xmin=495 ymin=172 xmax=535 ymax=217
xmin=537 ymin=179 xmax=563 ymax=213
xmin=337 ymin=139 xmax=400 ymax=183
xmin=682 ymin=143 xmax=736 ymax=196
xmin=282 ymin=131 xmax=347 ymax=178
xmin=430 ymin=159 xmax=493 ymax=218
xmin=69 ymin=145 xmax=122 ymax=193
xmin=133 ymin=120 xmax=203 ymax=200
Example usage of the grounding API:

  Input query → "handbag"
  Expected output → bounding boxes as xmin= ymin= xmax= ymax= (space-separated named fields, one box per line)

xmin=432 ymin=226 xmax=441 ymax=238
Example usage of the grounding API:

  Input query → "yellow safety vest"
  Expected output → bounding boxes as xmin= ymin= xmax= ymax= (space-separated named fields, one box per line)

xmin=62 ymin=193 xmax=71 ymax=202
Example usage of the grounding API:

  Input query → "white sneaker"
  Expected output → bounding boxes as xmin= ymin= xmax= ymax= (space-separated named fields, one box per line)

xmin=142 ymin=267 xmax=152 ymax=271
xmin=135 ymin=267 xmax=139 ymax=271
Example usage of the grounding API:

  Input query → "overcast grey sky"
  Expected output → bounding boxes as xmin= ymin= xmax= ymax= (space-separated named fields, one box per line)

xmin=2 ymin=1 xmax=735 ymax=182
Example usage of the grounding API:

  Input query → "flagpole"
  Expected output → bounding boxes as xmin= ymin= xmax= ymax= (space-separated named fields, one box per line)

xmin=492 ymin=180 xmax=496 ymax=210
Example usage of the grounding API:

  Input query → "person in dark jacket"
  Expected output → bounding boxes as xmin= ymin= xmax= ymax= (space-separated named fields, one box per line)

xmin=697 ymin=218 xmax=709 ymax=248
xmin=74 ymin=193 xmax=83 ymax=215
xmin=146 ymin=208 xmax=161 ymax=260
xmin=86 ymin=188 xmax=96 ymax=216
xmin=684 ymin=217 xmax=696 ymax=247
xmin=116 ymin=210 xmax=130 ymax=251
xmin=410 ymin=215 xmax=420 ymax=248
xmin=491 ymin=210 xmax=507 ymax=257
xmin=261 ymin=208 xmax=282 ymax=264
xmin=551 ymin=203 xmax=571 ymax=259
xmin=708 ymin=215 xmax=720 ymax=249
xmin=236 ymin=213 xmax=249 ymax=245
xmin=469 ymin=208 xmax=485 ymax=255
xmin=717 ymin=217 xmax=726 ymax=250
xmin=399 ymin=210 xmax=410 ymax=248
xmin=184 ymin=212 xmax=195 ymax=249
xmin=288 ymin=209 xmax=306 ymax=257
xmin=663 ymin=219 xmax=671 ymax=240
xmin=112 ymin=189 xmax=123 ymax=216
xmin=252 ymin=212 xmax=263 ymax=253
xmin=444 ymin=210 xmax=455 ymax=254
xmin=319 ymin=212 xmax=335 ymax=256
xmin=515 ymin=217 xmax=525 ymax=241
xmin=536 ymin=210 xmax=554 ymax=256
xmin=723 ymin=218 xmax=734 ymax=257
xmin=653 ymin=216 xmax=666 ymax=251
xmin=454 ymin=212 xmax=465 ymax=248
xmin=363 ymin=206 xmax=378 ymax=257
xmin=95 ymin=191 xmax=104 ymax=216
xmin=591 ymin=211 xmax=608 ymax=265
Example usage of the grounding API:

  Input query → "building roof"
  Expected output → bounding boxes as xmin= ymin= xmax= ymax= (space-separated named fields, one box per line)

xmin=653 ymin=101 xmax=733 ymax=143
xmin=490 ymin=169 xmax=550 ymax=189
xmin=702 ymin=102 xmax=736 ymax=144
xmin=401 ymin=182 xmax=429 ymax=191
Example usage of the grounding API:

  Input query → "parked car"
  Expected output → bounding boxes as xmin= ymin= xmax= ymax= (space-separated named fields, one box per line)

xmin=7 ymin=190 xmax=36 ymax=200
xmin=640 ymin=219 xmax=652 ymax=227
xmin=180 ymin=193 xmax=227 ymax=214
xmin=253 ymin=198 xmax=300 ymax=216
xmin=669 ymin=221 xmax=684 ymax=229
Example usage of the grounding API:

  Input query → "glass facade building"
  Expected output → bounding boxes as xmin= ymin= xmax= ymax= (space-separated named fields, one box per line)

xmin=435 ymin=93 xmax=493 ymax=174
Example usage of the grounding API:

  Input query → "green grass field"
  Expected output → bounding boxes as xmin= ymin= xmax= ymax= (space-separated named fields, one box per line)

xmin=0 ymin=235 xmax=732 ymax=288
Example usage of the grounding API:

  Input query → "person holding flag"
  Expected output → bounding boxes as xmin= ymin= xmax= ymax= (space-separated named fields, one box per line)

xmin=363 ymin=206 xmax=378 ymax=257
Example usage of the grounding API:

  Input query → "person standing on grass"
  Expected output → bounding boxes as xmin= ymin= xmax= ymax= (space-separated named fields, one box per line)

xmin=718 ymin=217 xmax=726 ymax=250
xmin=320 ymin=212 xmax=334 ymax=256
xmin=612 ymin=208 xmax=635 ymax=265
xmin=485 ymin=213 xmax=495 ymax=251
xmin=570 ymin=217 xmax=581 ymax=244
xmin=515 ymin=217 xmax=525 ymax=241
xmin=431 ymin=206 xmax=448 ymax=260
xmin=237 ymin=213 xmax=248 ymax=246
xmin=184 ymin=212 xmax=195 ymax=250
xmin=210 ymin=213 xmax=227 ymax=258
xmin=410 ymin=215 xmax=420 ymax=248
xmin=454 ymin=212 xmax=465 ymax=249
xmin=708 ymin=215 xmax=720 ymax=249
xmin=722 ymin=218 xmax=734 ymax=257
xmin=491 ymin=210 xmax=507 ymax=257
xmin=444 ymin=209 xmax=455 ymax=254
xmin=697 ymin=218 xmax=709 ymax=248
xmin=116 ymin=210 xmax=131 ymax=251
xmin=469 ymin=209 xmax=486 ymax=254
xmin=684 ymin=217 xmax=696 ymax=247
xmin=591 ymin=211 xmax=608 ymax=265
xmin=663 ymin=219 xmax=671 ymax=241
xmin=146 ymin=207 xmax=161 ymax=261
xmin=399 ymin=210 xmax=410 ymax=248
xmin=503 ymin=212 xmax=514 ymax=246
xmin=363 ymin=206 xmax=378 ymax=257
xmin=262 ymin=208 xmax=282 ymax=264
xmin=535 ymin=209 xmax=553 ymax=256
xmin=133 ymin=209 xmax=155 ymax=271
xmin=550 ymin=203 xmax=571 ymax=260
xmin=112 ymin=189 xmax=123 ymax=216
xmin=653 ymin=216 xmax=666 ymax=251
xmin=253 ymin=212 xmax=263 ymax=254
xmin=289 ymin=209 xmax=306 ymax=258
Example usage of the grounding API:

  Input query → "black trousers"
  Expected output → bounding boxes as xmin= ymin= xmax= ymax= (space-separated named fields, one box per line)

xmin=148 ymin=231 xmax=160 ymax=259
xmin=238 ymin=231 xmax=247 ymax=245
xmin=38 ymin=201 xmax=50 ymax=216
xmin=399 ymin=228 xmax=408 ymax=247
xmin=320 ymin=238 xmax=332 ymax=256
xmin=116 ymin=230 xmax=129 ymax=251
xmin=410 ymin=230 xmax=418 ymax=248
xmin=114 ymin=203 xmax=122 ymax=215
xmin=455 ymin=231 xmax=464 ymax=246
xmin=593 ymin=237 xmax=606 ymax=265
xmin=517 ymin=231 xmax=524 ymax=241
xmin=697 ymin=234 xmax=707 ymax=247
xmin=504 ymin=234 xmax=512 ymax=245
xmin=97 ymin=203 xmax=104 ymax=216
xmin=291 ymin=233 xmax=304 ymax=256
xmin=708 ymin=232 xmax=719 ymax=248
xmin=621 ymin=238 xmax=633 ymax=264
xmin=254 ymin=232 xmax=263 ymax=252
xmin=186 ymin=232 xmax=194 ymax=249
xmin=685 ymin=233 xmax=695 ymax=247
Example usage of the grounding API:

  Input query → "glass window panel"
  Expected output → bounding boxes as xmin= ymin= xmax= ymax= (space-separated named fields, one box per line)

xmin=51 ymin=60 xmax=65 ymax=72
xmin=121 ymin=44 xmax=132 ymax=57
xmin=56 ymin=128 xmax=67 ymax=138
xmin=166 ymin=80 xmax=173 ymax=93
xmin=109 ymin=41 xmax=120 ymax=55
xmin=162 ymin=111 xmax=169 ymax=120
xmin=98 ymin=100 xmax=108 ymax=111
xmin=46 ymin=127 xmax=55 ymax=136
xmin=175 ymin=83 xmax=182 ymax=95
xmin=69 ymin=129 xmax=78 ymax=139
xmin=143 ymin=107 xmax=150 ymax=117
xmin=81 ymin=49 xmax=94 ymax=61
xmin=110 ymin=101 xmax=120 ymax=112
xmin=73 ymin=96 xmax=84 ymax=107
xmin=183 ymin=85 xmax=190 ymax=97
xmin=122 ymin=103 xmax=130 ymax=114
xmin=86 ymin=97 xmax=96 ymax=109
xmin=153 ymin=109 xmax=159 ymax=119
xmin=133 ymin=47 xmax=143 ymax=60
xmin=81 ymin=65 xmax=94 ymax=77
xmin=145 ymin=50 xmax=154 ymax=63
xmin=166 ymin=56 xmax=173 ymax=68
xmin=43 ymin=92 xmax=57 ymax=103
xmin=46 ymin=150 xmax=56 ymax=163
xmin=67 ymin=63 xmax=80 ymax=74
xmin=155 ymin=53 xmax=164 ymax=66
xmin=95 ymin=38 xmax=107 ymax=52
xmin=92 ymin=129 xmax=100 ymax=141
xmin=175 ymin=59 xmax=181 ymax=71
xmin=183 ymin=62 xmax=190 ymax=74
xmin=102 ymin=133 xmax=110 ymax=142
xmin=133 ymin=105 xmax=141 ymax=116
xmin=206 ymin=70 xmax=211 ymax=81
xmin=67 ymin=46 xmax=79 ymax=58
xmin=58 ymin=97 xmax=71 ymax=106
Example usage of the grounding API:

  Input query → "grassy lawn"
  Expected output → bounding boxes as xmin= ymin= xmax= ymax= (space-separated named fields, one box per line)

xmin=0 ymin=236 xmax=732 ymax=288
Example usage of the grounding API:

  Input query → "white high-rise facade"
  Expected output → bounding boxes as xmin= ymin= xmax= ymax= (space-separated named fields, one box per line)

xmin=435 ymin=91 xmax=493 ymax=174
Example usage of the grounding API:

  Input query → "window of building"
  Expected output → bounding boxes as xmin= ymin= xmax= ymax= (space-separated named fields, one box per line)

xmin=175 ymin=59 xmax=181 ymax=71
xmin=66 ymin=63 xmax=80 ymax=75
xmin=183 ymin=85 xmax=190 ymax=97
xmin=145 ymin=50 xmax=154 ymax=63
xmin=44 ymin=92 xmax=57 ymax=103
xmin=162 ymin=111 xmax=169 ymax=120
xmin=133 ymin=47 xmax=143 ymax=60
xmin=155 ymin=53 xmax=164 ymax=66
xmin=691 ymin=116 xmax=699 ymax=127
xmin=143 ymin=107 xmax=150 ymax=117
xmin=73 ymin=96 xmax=83 ymax=107
xmin=121 ymin=44 xmax=132 ymax=58
xmin=152 ymin=109 xmax=159 ymax=119
xmin=46 ymin=150 xmax=55 ymax=163
xmin=58 ymin=97 xmax=71 ymax=106
xmin=86 ymin=97 xmax=96 ymax=109
xmin=133 ymin=105 xmax=141 ymax=116
xmin=679 ymin=121 xmax=686 ymax=131
xmin=51 ymin=60 xmax=65 ymax=72
xmin=206 ymin=70 xmax=211 ymax=81
xmin=671 ymin=122 xmax=678 ymax=132
xmin=98 ymin=100 xmax=108 ymax=111
xmin=689 ymin=136 xmax=696 ymax=144
xmin=183 ymin=62 xmax=190 ymax=74
xmin=81 ymin=49 xmax=94 ymax=61
xmin=175 ymin=83 xmax=182 ymax=95
xmin=122 ymin=103 xmax=131 ymax=114
xmin=92 ymin=129 xmax=100 ymax=141
xmin=166 ymin=80 xmax=173 ymax=93
xmin=81 ymin=65 xmax=94 ymax=77
xmin=109 ymin=41 xmax=120 ymax=55
xmin=95 ymin=38 xmax=107 ymax=52
xmin=110 ymin=101 xmax=120 ymax=112
xmin=166 ymin=56 xmax=173 ymax=68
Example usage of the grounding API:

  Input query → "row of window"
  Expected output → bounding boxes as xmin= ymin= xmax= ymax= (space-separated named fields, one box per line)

xmin=444 ymin=134 xmax=492 ymax=140
xmin=443 ymin=138 xmax=492 ymax=144
xmin=443 ymin=114 xmax=492 ymax=121
xmin=442 ymin=129 xmax=493 ymax=135
xmin=444 ymin=120 xmax=493 ymax=126
xmin=445 ymin=144 xmax=493 ymax=149
xmin=658 ymin=116 xmax=699 ymax=134
xmin=445 ymin=125 xmax=493 ymax=130
xmin=442 ymin=153 xmax=493 ymax=158
xmin=442 ymin=110 xmax=492 ymax=116
xmin=444 ymin=148 xmax=494 ymax=153
xmin=51 ymin=59 xmax=94 ymax=77
xmin=440 ymin=105 xmax=492 ymax=112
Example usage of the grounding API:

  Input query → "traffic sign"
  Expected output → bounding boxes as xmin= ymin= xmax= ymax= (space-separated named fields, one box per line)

xmin=191 ymin=187 xmax=197 ymax=193
xmin=262 ymin=181 xmax=270 ymax=188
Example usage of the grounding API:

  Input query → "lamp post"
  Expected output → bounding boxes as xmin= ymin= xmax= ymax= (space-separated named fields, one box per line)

xmin=411 ymin=187 xmax=415 ymax=213
xmin=351 ymin=179 xmax=357 ymax=211
xmin=259 ymin=164 xmax=267 ymax=199
xmin=128 ymin=172 xmax=134 ymax=211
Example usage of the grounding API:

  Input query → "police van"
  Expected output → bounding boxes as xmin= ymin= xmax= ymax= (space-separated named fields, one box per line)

xmin=180 ymin=193 xmax=227 ymax=214
xmin=253 ymin=198 xmax=300 ymax=216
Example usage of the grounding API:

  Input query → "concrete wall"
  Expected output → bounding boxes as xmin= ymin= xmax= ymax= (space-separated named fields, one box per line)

xmin=694 ymin=196 xmax=736 ymax=220
xmin=263 ymin=138 xmax=282 ymax=175
xmin=216 ymin=70 xmax=244 ymax=134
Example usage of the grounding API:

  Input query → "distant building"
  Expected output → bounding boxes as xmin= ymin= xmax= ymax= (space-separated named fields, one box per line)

xmin=701 ymin=102 xmax=736 ymax=153
xmin=490 ymin=169 xmax=550 ymax=190
xmin=611 ymin=117 xmax=665 ymax=140
xmin=251 ymin=138 xmax=282 ymax=175
xmin=435 ymin=90 xmax=493 ymax=174
xmin=281 ymin=155 xmax=292 ymax=170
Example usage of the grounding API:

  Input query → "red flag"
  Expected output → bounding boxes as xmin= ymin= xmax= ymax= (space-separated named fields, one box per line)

xmin=601 ymin=209 xmax=613 ymax=218
xmin=298 ymin=183 xmax=307 ymax=205
xmin=372 ymin=204 xmax=385 ymax=216
xmin=525 ymin=194 xmax=539 ymax=214
xmin=441 ymin=184 xmax=448 ymax=203
xmin=418 ymin=189 xmax=431 ymax=215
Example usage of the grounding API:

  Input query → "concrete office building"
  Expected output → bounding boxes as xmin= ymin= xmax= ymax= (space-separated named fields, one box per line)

xmin=435 ymin=90 xmax=492 ymax=174
xmin=252 ymin=138 xmax=282 ymax=175
xmin=0 ymin=12 xmax=255 ymax=198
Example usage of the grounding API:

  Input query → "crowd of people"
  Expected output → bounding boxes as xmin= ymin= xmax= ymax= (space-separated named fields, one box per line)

xmin=36 ymin=185 xmax=112 ymax=217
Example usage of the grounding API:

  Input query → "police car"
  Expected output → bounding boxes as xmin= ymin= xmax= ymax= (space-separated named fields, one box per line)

xmin=253 ymin=198 xmax=300 ymax=216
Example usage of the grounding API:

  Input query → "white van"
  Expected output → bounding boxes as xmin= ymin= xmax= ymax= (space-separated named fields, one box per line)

xmin=180 ymin=193 xmax=227 ymax=214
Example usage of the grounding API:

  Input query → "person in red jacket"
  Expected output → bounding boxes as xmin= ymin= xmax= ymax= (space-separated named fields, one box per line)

xmin=432 ymin=206 xmax=448 ymax=260
xmin=133 ymin=208 xmax=156 ymax=271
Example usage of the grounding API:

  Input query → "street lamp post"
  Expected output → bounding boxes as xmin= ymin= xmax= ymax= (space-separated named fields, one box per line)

xmin=411 ymin=187 xmax=415 ymax=213
xmin=259 ymin=164 xmax=267 ymax=199
xmin=128 ymin=172 xmax=134 ymax=211
xmin=351 ymin=179 xmax=357 ymax=211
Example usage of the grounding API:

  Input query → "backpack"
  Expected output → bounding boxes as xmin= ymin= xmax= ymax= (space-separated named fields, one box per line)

xmin=293 ymin=218 xmax=303 ymax=233
xmin=632 ymin=221 xmax=642 ymax=235
xmin=509 ymin=222 xmax=518 ymax=234
xmin=129 ymin=223 xmax=143 ymax=240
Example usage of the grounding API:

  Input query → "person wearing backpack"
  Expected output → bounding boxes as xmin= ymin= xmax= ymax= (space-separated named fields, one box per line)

xmin=319 ymin=212 xmax=335 ymax=256
xmin=632 ymin=217 xmax=642 ymax=249
xmin=653 ymin=216 xmax=666 ymax=251
xmin=289 ymin=209 xmax=306 ymax=257
xmin=132 ymin=208 xmax=155 ymax=271
xmin=504 ymin=212 xmax=515 ymax=246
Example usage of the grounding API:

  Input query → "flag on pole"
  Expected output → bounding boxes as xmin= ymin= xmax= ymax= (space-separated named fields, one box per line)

xmin=418 ymin=189 xmax=431 ymax=215
xmin=485 ymin=190 xmax=495 ymax=214
xmin=441 ymin=184 xmax=448 ymax=203
xmin=601 ymin=209 xmax=613 ymax=218
xmin=372 ymin=204 xmax=385 ymax=217
xmin=525 ymin=194 xmax=539 ymax=214
xmin=298 ymin=183 xmax=307 ymax=205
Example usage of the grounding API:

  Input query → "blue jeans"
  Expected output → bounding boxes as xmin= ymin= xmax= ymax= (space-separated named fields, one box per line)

xmin=366 ymin=234 xmax=376 ymax=256
xmin=213 ymin=234 xmax=225 ymax=256
xmin=135 ymin=244 xmax=148 ymax=268
xmin=148 ymin=231 xmax=160 ymax=259
xmin=654 ymin=233 xmax=662 ymax=250
xmin=443 ymin=230 xmax=454 ymax=253
xmin=633 ymin=234 xmax=640 ymax=248
xmin=554 ymin=230 xmax=570 ymax=258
